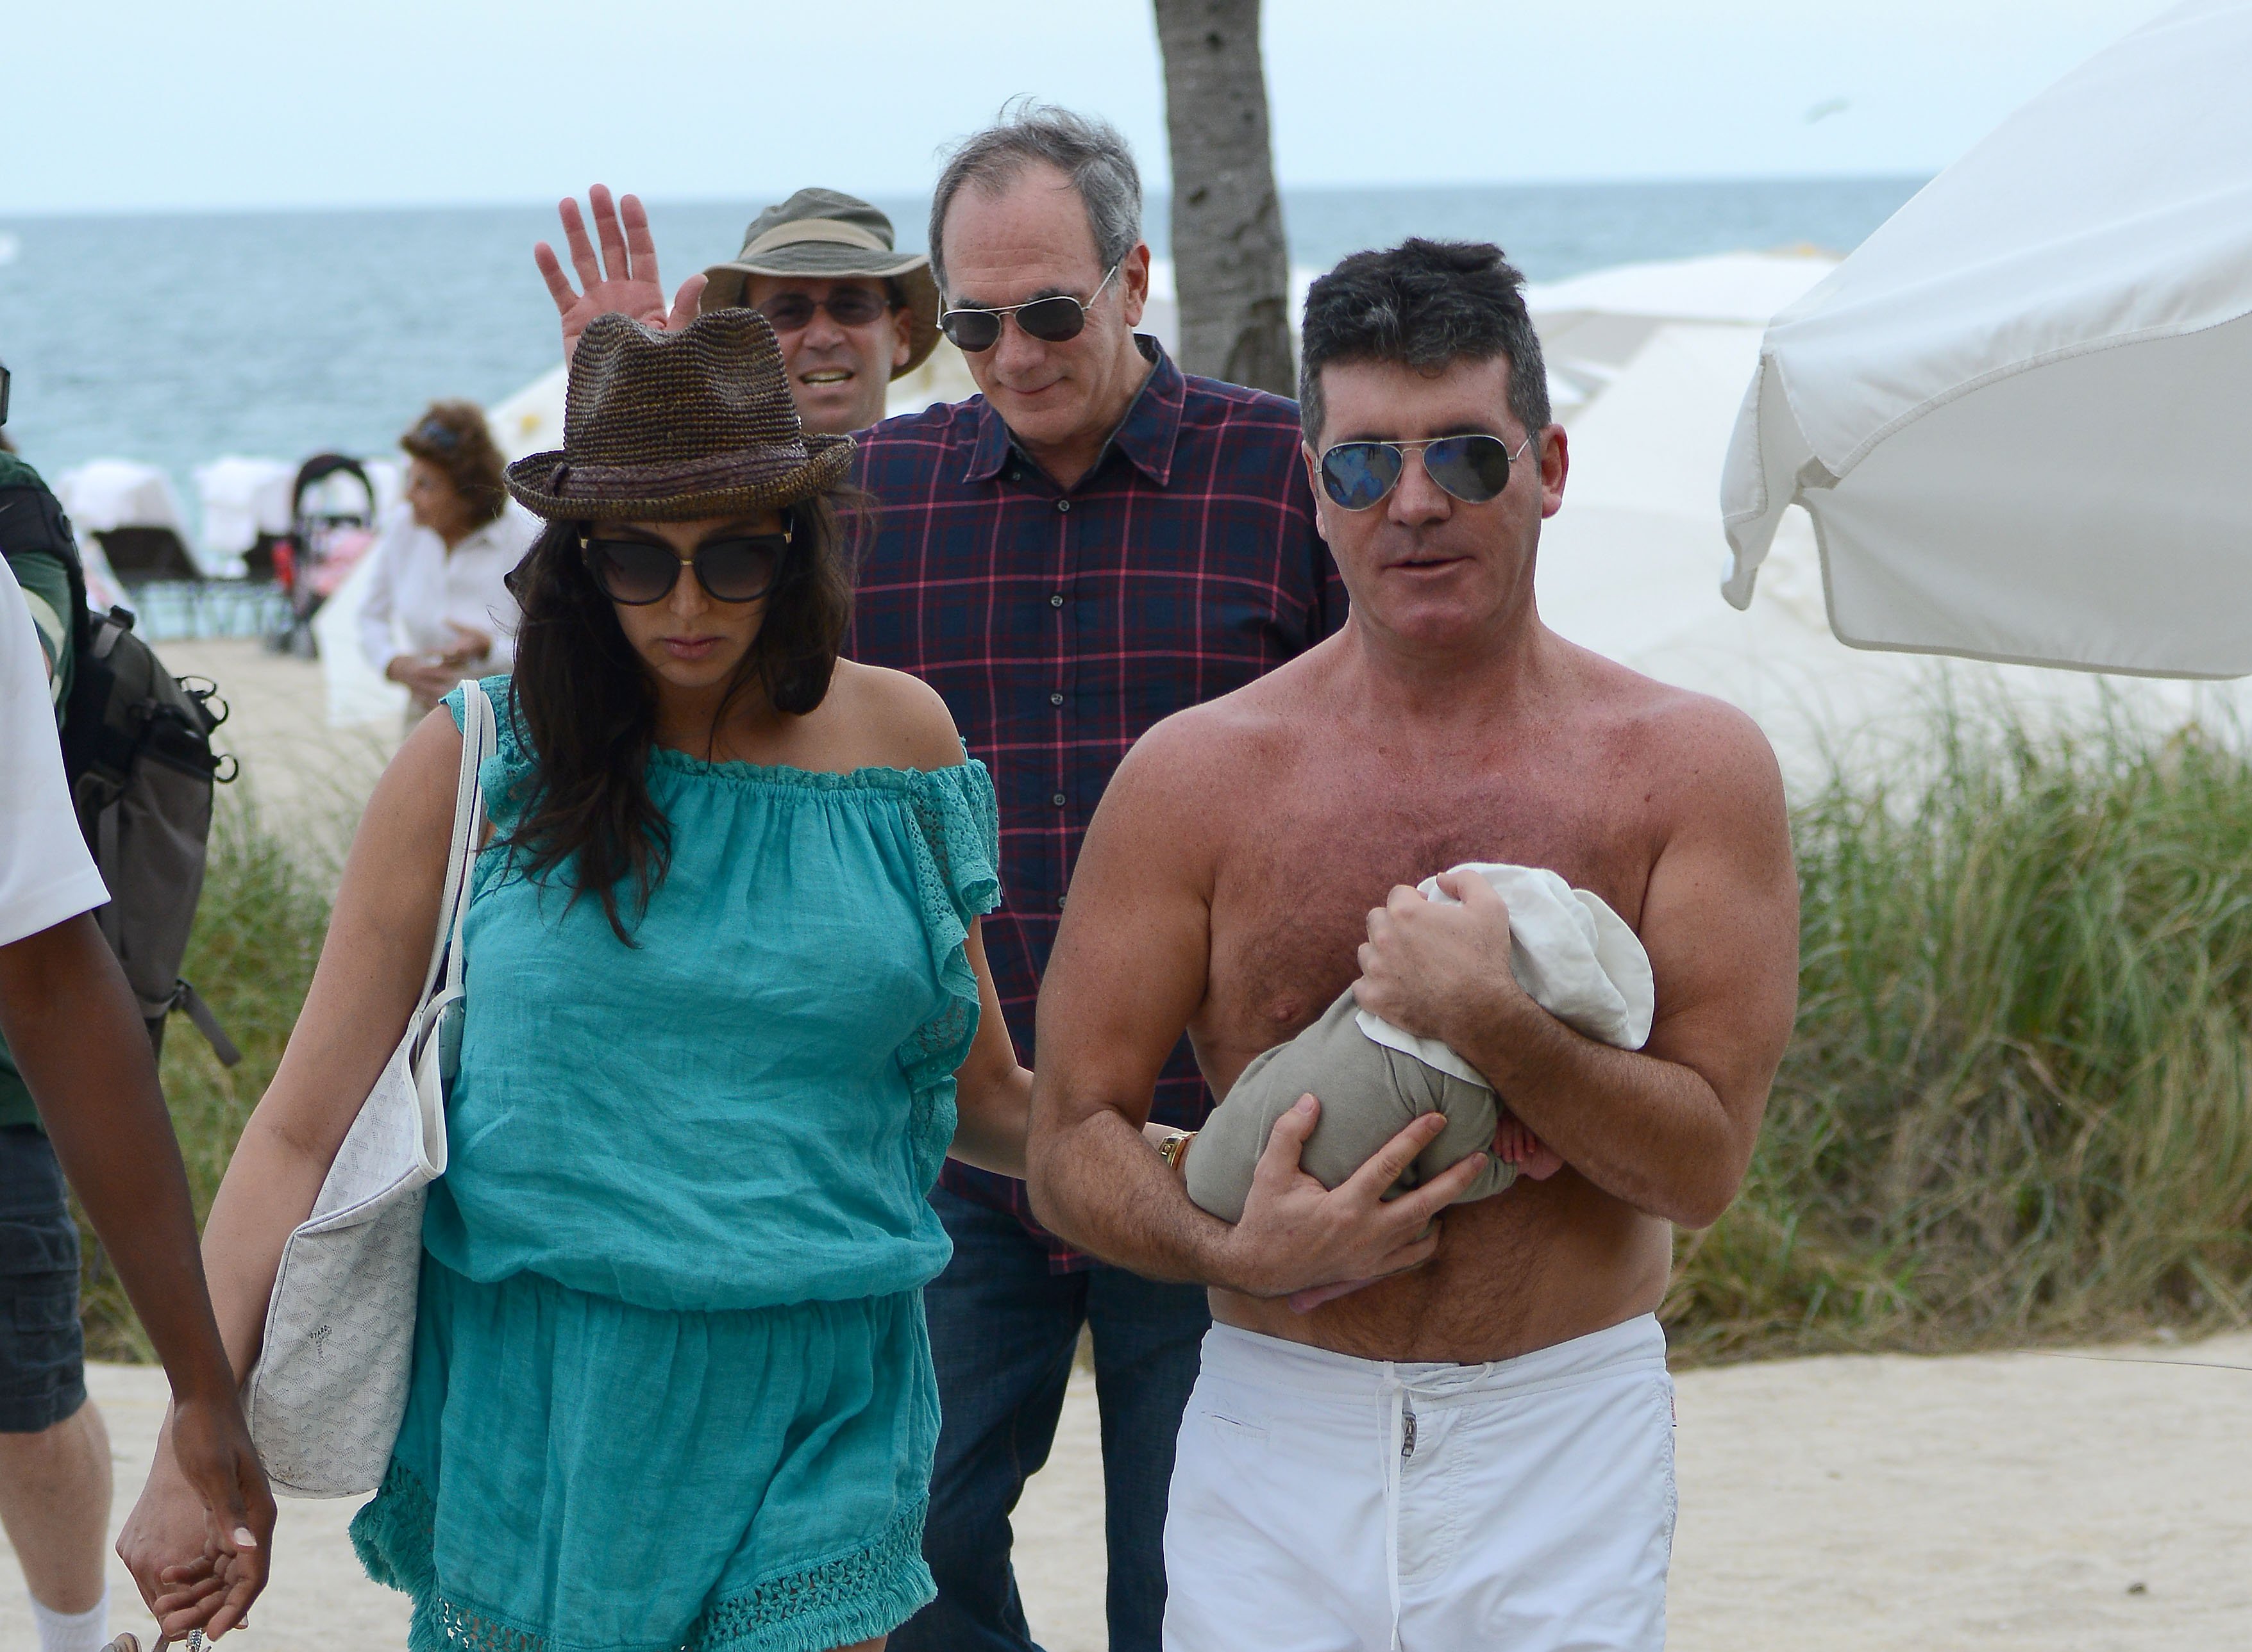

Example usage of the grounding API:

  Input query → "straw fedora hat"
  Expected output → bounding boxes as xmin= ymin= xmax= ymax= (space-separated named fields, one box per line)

xmin=700 ymin=188 xmax=941 ymax=378
xmin=504 ymin=310 xmax=854 ymax=523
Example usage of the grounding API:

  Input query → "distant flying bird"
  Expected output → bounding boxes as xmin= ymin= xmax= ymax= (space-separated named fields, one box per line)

xmin=1804 ymin=97 xmax=1851 ymax=124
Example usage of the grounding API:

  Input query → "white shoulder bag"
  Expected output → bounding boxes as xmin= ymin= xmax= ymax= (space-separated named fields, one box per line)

xmin=243 ymin=679 xmax=494 ymax=1498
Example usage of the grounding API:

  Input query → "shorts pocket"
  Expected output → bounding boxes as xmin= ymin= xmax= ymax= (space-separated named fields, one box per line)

xmin=8 ymin=1281 xmax=80 ymax=1333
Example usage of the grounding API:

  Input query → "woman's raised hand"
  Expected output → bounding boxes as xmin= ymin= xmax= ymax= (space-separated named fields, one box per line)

xmin=534 ymin=185 xmax=707 ymax=361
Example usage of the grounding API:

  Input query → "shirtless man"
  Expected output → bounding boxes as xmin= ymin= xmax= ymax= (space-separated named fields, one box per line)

xmin=1025 ymin=238 xmax=1800 ymax=1651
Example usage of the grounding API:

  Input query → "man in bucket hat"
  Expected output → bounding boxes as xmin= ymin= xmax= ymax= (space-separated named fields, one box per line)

xmin=702 ymin=188 xmax=941 ymax=437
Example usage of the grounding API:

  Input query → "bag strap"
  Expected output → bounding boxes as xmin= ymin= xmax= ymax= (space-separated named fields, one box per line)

xmin=418 ymin=680 xmax=496 ymax=1008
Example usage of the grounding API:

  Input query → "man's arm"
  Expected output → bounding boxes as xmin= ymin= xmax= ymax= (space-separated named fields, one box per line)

xmin=0 ymin=915 xmax=274 ymax=1630
xmin=1354 ymin=705 xmax=1799 ymax=1229
xmin=1027 ymin=719 xmax=1487 ymax=1296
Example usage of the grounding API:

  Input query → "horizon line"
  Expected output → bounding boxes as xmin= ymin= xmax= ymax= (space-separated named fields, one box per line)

xmin=0 ymin=172 xmax=1937 ymax=224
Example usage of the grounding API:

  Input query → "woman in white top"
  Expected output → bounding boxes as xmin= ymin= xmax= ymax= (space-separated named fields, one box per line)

xmin=358 ymin=401 xmax=534 ymax=715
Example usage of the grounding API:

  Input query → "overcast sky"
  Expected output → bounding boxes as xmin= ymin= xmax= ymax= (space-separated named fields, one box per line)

xmin=4 ymin=0 xmax=2179 ymax=215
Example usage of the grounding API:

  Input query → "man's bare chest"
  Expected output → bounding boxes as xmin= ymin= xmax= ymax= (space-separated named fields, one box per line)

xmin=1197 ymin=758 xmax=1658 ymax=1081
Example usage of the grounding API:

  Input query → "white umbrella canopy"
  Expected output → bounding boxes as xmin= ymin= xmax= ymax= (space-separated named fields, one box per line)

xmin=1720 ymin=0 xmax=2252 ymax=679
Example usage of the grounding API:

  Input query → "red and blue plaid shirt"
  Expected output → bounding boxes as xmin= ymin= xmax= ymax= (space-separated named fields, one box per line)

xmin=848 ymin=339 xmax=1346 ymax=1269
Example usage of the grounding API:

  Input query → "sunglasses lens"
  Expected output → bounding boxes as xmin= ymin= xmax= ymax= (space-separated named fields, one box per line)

xmin=1319 ymin=443 xmax=1403 ymax=511
xmin=825 ymin=290 xmax=890 ymax=326
xmin=1015 ymin=295 xmax=1089 ymax=344
xmin=1424 ymin=435 xmax=1514 ymax=503
xmin=585 ymin=540 xmax=680 ymax=605
xmin=757 ymin=295 xmax=817 ymax=331
xmin=941 ymin=310 xmax=1002 ymax=352
xmin=695 ymin=537 xmax=784 ymax=603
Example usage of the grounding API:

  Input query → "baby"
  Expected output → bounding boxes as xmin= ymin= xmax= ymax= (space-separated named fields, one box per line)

xmin=1182 ymin=863 xmax=1654 ymax=1223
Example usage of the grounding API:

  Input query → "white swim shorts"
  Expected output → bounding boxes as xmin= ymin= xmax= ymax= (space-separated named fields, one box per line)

xmin=1163 ymin=1315 xmax=1675 ymax=1652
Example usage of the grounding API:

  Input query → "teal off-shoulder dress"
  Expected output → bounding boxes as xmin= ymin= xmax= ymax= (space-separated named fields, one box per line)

xmin=349 ymin=678 xmax=1000 ymax=1652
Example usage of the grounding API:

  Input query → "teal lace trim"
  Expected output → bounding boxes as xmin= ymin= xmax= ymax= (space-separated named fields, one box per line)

xmin=691 ymin=1496 xmax=934 ymax=1651
xmin=353 ymin=1462 xmax=932 ymax=1652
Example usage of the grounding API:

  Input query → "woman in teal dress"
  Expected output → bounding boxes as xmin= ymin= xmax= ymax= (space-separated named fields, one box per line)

xmin=121 ymin=310 xmax=1034 ymax=1652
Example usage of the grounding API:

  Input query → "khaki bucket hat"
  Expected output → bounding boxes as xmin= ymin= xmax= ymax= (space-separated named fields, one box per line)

xmin=504 ymin=310 xmax=854 ymax=523
xmin=700 ymin=188 xmax=941 ymax=378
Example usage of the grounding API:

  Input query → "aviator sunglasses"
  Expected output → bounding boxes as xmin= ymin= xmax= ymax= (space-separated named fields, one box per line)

xmin=939 ymin=263 xmax=1121 ymax=353
xmin=753 ymin=288 xmax=894 ymax=331
xmin=579 ymin=521 xmax=793 ymax=605
xmin=1316 ymin=433 xmax=1533 ymax=512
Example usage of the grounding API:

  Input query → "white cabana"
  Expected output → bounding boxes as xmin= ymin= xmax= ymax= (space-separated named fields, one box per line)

xmin=53 ymin=458 xmax=190 ymax=540
xmin=1720 ymin=0 xmax=2252 ymax=679
xmin=1527 ymin=251 xmax=2244 ymax=788
xmin=194 ymin=456 xmax=295 ymax=567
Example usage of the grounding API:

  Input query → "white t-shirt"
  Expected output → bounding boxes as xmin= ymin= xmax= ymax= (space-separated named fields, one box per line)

xmin=357 ymin=501 xmax=534 ymax=674
xmin=1 ymin=558 xmax=108 ymax=947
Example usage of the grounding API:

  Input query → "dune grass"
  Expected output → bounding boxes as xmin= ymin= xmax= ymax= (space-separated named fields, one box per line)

xmin=76 ymin=798 xmax=332 ymax=1362
xmin=1667 ymin=707 xmax=2252 ymax=1362
xmin=78 ymin=706 xmax=2252 ymax=1365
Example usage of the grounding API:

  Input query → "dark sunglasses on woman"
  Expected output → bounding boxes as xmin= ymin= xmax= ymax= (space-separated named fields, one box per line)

xmin=939 ymin=263 xmax=1122 ymax=353
xmin=1316 ymin=433 xmax=1534 ymax=512
xmin=579 ymin=522 xmax=793 ymax=605
xmin=753 ymin=289 xmax=894 ymax=332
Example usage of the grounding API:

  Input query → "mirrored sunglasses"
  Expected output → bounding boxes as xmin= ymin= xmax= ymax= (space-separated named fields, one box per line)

xmin=579 ymin=525 xmax=793 ymax=605
xmin=1316 ymin=433 xmax=1533 ymax=511
xmin=940 ymin=263 xmax=1122 ymax=353
xmin=754 ymin=289 xmax=894 ymax=331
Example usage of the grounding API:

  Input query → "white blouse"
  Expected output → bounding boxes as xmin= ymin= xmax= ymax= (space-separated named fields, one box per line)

xmin=357 ymin=502 xmax=535 ymax=674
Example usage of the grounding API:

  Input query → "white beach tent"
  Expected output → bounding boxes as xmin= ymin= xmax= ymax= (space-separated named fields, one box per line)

xmin=194 ymin=456 xmax=296 ymax=571
xmin=1720 ymin=0 xmax=2252 ymax=679
xmin=1527 ymin=252 xmax=2246 ymax=787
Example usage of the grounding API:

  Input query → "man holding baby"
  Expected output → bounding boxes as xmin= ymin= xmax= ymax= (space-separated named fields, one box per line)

xmin=1027 ymin=237 xmax=1801 ymax=1650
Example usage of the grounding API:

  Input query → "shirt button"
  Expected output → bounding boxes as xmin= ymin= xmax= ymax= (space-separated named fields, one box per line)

xmin=1050 ymin=594 xmax=1065 ymax=608
xmin=1056 ymin=499 xmax=1071 ymax=513
xmin=1052 ymin=792 xmax=1067 ymax=807
xmin=1057 ymin=894 xmax=1068 ymax=910
xmin=1050 ymin=692 xmax=1064 ymax=706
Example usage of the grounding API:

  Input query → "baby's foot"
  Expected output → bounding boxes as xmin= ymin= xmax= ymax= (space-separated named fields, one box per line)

xmin=1493 ymin=1112 xmax=1565 ymax=1181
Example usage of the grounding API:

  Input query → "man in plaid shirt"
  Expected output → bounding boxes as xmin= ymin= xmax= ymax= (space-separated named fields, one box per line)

xmin=859 ymin=110 xmax=1340 ymax=1652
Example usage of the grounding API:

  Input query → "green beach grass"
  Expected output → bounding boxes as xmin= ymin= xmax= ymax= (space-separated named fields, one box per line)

xmin=77 ymin=706 xmax=2252 ymax=1365
xmin=75 ymin=797 xmax=332 ymax=1362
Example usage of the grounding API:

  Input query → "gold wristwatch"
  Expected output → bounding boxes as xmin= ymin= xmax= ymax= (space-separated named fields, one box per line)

xmin=1156 ymin=1128 xmax=1197 ymax=1173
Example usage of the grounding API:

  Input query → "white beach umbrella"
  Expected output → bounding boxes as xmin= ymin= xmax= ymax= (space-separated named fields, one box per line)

xmin=1720 ymin=0 xmax=2252 ymax=679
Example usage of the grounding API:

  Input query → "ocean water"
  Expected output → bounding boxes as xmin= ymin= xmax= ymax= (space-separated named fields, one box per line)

xmin=0 ymin=178 xmax=1922 ymax=530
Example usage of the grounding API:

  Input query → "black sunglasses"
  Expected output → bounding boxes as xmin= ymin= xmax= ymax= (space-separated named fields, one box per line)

xmin=940 ymin=263 xmax=1121 ymax=353
xmin=754 ymin=289 xmax=894 ymax=332
xmin=1316 ymin=433 xmax=1533 ymax=512
xmin=579 ymin=522 xmax=793 ymax=605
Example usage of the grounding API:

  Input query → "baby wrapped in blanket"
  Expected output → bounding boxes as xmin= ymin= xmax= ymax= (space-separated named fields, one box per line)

xmin=1184 ymin=863 xmax=1655 ymax=1222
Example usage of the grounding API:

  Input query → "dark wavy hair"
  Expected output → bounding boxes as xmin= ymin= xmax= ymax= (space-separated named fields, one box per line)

xmin=501 ymin=490 xmax=858 ymax=940
xmin=400 ymin=400 xmax=507 ymax=528
xmin=1298 ymin=239 xmax=1551 ymax=446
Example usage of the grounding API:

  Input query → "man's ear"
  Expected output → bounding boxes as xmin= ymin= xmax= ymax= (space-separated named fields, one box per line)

xmin=893 ymin=306 xmax=914 ymax=372
xmin=1301 ymin=443 xmax=1330 ymax=543
xmin=1119 ymin=243 xmax=1152 ymax=329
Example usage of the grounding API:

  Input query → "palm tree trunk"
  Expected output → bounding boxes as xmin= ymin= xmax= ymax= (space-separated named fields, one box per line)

xmin=1153 ymin=0 xmax=1293 ymax=395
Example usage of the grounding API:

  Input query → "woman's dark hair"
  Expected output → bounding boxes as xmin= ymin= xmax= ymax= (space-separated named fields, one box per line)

xmin=501 ymin=488 xmax=859 ymax=941
xmin=399 ymin=399 xmax=507 ymax=528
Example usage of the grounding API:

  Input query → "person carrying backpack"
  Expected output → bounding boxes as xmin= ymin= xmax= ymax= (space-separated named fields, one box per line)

xmin=0 ymin=389 xmax=268 ymax=1650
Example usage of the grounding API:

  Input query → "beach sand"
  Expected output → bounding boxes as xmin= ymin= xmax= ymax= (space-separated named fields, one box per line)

xmin=4 ymin=1331 xmax=2246 ymax=1649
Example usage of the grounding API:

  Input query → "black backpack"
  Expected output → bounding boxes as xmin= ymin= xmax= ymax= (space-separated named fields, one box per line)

xmin=0 ymin=465 xmax=240 ymax=1064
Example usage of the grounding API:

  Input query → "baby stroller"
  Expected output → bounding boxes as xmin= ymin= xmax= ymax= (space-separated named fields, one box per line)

xmin=270 ymin=453 xmax=378 ymax=656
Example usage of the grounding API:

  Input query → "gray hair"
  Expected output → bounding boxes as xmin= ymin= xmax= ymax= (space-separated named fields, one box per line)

xmin=929 ymin=101 xmax=1143 ymax=297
